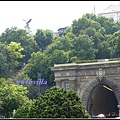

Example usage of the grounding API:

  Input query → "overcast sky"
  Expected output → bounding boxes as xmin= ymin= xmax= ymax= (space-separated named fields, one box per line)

xmin=0 ymin=1 xmax=120 ymax=34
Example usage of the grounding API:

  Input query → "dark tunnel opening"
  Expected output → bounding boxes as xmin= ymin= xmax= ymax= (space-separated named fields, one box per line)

xmin=89 ymin=84 xmax=119 ymax=118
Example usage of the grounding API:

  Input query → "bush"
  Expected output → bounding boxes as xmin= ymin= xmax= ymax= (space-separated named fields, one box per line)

xmin=25 ymin=86 xmax=90 ymax=118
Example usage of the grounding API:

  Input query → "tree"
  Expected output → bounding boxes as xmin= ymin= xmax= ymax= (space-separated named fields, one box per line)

xmin=82 ymin=13 xmax=97 ymax=21
xmin=25 ymin=49 xmax=69 ymax=87
xmin=34 ymin=29 xmax=53 ymax=52
xmin=96 ymin=16 xmax=115 ymax=34
xmin=80 ymin=27 xmax=104 ymax=48
xmin=7 ymin=42 xmax=24 ymax=70
xmin=112 ymin=30 xmax=120 ymax=57
xmin=24 ymin=52 xmax=48 ymax=80
xmin=65 ymin=26 xmax=72 ymax=34
xmin=44 ymin=35 xmax=73 ymax=55
xmin=0 ymin=78 xmax=8 ymax=87
xmin=0 ymin=84 xmax=29 ymax=118
xmin=98 ymin=41 xmax=111 ymax=59
xmin=0 ymin=42 xmax=24 ymax=76
xmin=0 ymin=27 xmax=39 ymax=64
xmin=48 ymin=49 xmax=69 ymax=65
xmin=24 ymin=51 xmax=55 ymax=90
xmin=72 ymin=17 xmax=101 ymax=36
xmin=12 ymin=99 xmax=33 ymax=118
xmin=70 ymin=34 xmax=97 ymax=60
xmin=0 ymin=43 xmax=8 ymax=75
xmin=14 ymin=86 xmax=89 ymax=118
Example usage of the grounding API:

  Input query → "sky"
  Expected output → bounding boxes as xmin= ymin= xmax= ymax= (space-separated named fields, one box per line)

xmin=0 ymin=1 xmax=120 ymax=34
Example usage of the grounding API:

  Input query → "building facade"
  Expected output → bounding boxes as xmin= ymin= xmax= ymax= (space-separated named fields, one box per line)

xmin=98 ymin=4 xmax=120 ymax=22
xmin=51 ymin=61 xmax=120 ymax=117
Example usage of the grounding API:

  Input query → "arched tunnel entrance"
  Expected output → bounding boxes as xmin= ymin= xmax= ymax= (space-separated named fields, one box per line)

xmin=88 ymin=84 xmax=119 ymax=118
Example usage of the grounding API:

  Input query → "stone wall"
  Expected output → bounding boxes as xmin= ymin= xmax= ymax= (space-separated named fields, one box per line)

xmin=51 ymin=61 xmax=120 ymax=116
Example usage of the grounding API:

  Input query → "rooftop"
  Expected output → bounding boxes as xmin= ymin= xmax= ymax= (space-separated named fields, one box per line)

xmin=54 ymin=60 xmax=120 ymax=67
xmin=98 ymin=4 xmax=120 ymax=14
xmin=58 ymin=27 xmax=68 ymax=31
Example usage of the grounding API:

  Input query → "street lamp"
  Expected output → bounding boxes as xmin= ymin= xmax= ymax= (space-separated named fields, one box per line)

xmin=12 ymin=109 xmax=16 ymax=117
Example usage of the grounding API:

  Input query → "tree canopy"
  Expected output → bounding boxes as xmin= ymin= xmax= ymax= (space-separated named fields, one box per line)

xmin=0 ymin=82 xmax=30 ymax=118
xmin=1 ymin=13 xmax=120 ymax=118
xmin=14 ymin=86 xmax=89 ymax=118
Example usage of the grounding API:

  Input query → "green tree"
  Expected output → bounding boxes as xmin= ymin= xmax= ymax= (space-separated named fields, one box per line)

xmin=24 ymin=49 xmax=68 ymax=87
xmin=96 ymin=16 xmax=115 ymax=34
xmin=105 ymin=34 xmax=115 ymax=58
xmin=48 ymin=49 xmax=69 ymax=65
xmin=80 ymin=27 xmax=104 ymax=46
xmin=34 ymin=29 xmax=53 ymax=52
xmin=14 ymin=86 xmax=89 ymax=118
xmin=24 ymin=52 xmax=48 ymax=80
xmin=72 ymin=17 xmax=101 ymax=36
xmin=112 ymin=30 xmax=120 ymax=57
xmin=0 ymin=43 xmax=8 ymax=75
xmin=13 ymin=99 xmax=33 ymax=118
xmin=98 ymin=27 xmax=106 ymax=36
xmin=0 ymin=78 xmax=8 ymax=87
xmin=44 ymin=35 xmax=73 ymax=55
xmin=24 ymin=51 xmax=55 ymax=89
xmin=82 ymin=13 xmax=97 ymax=21
xmin=7 ymin=42 xmax=24 ymax=70
xmin=70 ymin=34 xmax=97 ymax=60
xmin=98 ymin=41 xmax=111 ymax=59
xmin=66 ymin=26 xmax=72 ymax=34
xmin=0 ymin=27 xmax=39 ymax=64
xmin=0 ymin=84 xmax=29 ymax=118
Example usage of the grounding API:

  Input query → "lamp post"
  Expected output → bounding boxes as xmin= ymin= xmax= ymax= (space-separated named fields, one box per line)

xmin=12 ymin=109 xmax=16 ymax=117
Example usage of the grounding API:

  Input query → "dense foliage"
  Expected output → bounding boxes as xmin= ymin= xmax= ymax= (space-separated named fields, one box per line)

xmin=1 ymin=13 xmax=120 ymax=117
xmin=14 ymin=86 xmax=89 ymax=118
xmin=0 ymin=78 xmax=30 ymax=118
xmin=1 ymin=13 xmax=120 ymax=85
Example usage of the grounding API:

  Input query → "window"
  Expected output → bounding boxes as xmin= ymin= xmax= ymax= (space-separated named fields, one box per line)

xmin=64 ymin=82 xmax=69 ymax=90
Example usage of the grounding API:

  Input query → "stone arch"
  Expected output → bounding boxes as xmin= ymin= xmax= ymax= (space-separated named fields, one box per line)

xmin=81 ymin=77 xmax=120 ymax=116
